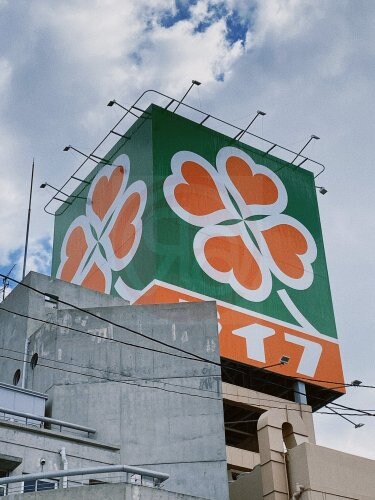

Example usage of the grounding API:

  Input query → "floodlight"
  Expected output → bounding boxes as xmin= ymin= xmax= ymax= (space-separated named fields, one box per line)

xmin=351 ymin=380 xmax=362 ymax=386
xmin=174 ymin=79 xmax=203 ymax=112
xmin=40 ymin=182 xmax=85 ymax=201
xmin=234 ymin=110 xmax=267 ymax=140
xmin=319 ymin=187 xmax=328 ymax=195
xmin=355 ymin=423 xmax=364 ymax=429
xmin=261 ymin=355 xmax=290 ymax=370
xmin=291 ymin=134 xmax=320 ymax=164
xmin=64 ymin=145 xmax=110 ymax=164
xmin=106 ymin=99 xmax=140 ymax=117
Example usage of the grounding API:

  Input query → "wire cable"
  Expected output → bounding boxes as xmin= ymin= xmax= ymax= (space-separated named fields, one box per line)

xmin=0 ymin=274 xmax=220 ymax=367
xmin=0 ymin=304 xmax=218 ymax=366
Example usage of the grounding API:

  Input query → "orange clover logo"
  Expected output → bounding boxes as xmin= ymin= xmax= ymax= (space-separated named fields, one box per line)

xmin=57 ymin=154 xmax=147 ymax=293
xmin=164 ymin=146 xmax=317 ymax=302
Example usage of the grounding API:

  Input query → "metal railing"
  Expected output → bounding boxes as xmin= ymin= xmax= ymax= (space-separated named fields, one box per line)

xmin=44 ymin=88 xmax=326 ymax=216
xmin=0 ymin=406 xmax=96 ymax=437
xmin=0 ymin=465 xmax=169 ymax=496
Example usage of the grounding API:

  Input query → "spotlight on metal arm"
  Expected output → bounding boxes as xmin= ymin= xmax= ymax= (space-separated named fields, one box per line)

xmin=63 ymin=145 xmax=110 ymax=164
xmin=234 ymin=110 xmax=266 ymax=141
xmin=174 ymin=79 xmax=202 ymax=113
xmin=107 ymin=100 xmax=141 ymax=118
xmin=315 ymin=185 xmax=328 ymax=195
xmin=262 ymin=355 xmax=290 ymax=370
xmin=40 ymin=182 xmax=86 ymax=203
xmin=291 ymin=135 xmax=320 ymax=164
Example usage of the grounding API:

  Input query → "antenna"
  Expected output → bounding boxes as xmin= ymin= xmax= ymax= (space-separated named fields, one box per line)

xmin=2 ymin=264 xmax=16 ymax=301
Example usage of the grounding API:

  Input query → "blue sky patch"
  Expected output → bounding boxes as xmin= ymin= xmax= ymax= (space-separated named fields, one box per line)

xmin=226 ymin=10 xmax=250 ymax=45
xmin=159 ymin=1 xmax=250 ymax=47
xmin=160 ymin=0 xmax=197 ymax=28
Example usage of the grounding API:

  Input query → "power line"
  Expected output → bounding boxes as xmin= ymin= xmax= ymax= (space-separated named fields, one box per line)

xmin=0 ymin=346 xmax=221 ymax=399
xmin=1 ymin=301 xmax=373 ymax=423
xmin=0 ymin=353 xmax=221 ymax=402
xmin=0 ymin=350 xmax=352 ymax=416
xmin=0 ymin=276 xmax=373 ymax=423
xmin=329 ymin=401 xmax=375 ymax=417
xmin=0 ymin=304 xmax=218 ymax=366
xmin=317 ymin=412 xmax=374 ymax=416
xmin=2 ymin=293 xmax=374 ymax=393
xmin=0 ymin=274 xmax=220 ymax=367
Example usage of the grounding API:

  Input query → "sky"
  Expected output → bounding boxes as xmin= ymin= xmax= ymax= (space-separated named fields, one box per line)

xmin=0 ymin=0 xmax=374 ymax=458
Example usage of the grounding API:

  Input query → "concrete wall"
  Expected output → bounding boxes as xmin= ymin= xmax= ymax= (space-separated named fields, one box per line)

xmin=5 ymin=482 xmax=206 ymax=500
xmin=229 ymin=465 xmax=262 ymax=500
xmin=25 ymin=300 xmax=228 ymax=500
xmin=226 ymin=446 xmax=260 ymax=472
xmin=287 ymin=442 xmax=375 ymax=500
xmin=0 ymin=273 xmax=229 ymax=500
xmin=0 ymin=419 xmax=120 ymax=476
xmin=0 ymin=272 xmax=127 ymax=387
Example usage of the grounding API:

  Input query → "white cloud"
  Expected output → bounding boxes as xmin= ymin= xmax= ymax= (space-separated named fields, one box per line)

xmin=0 ymin=0 xmax=374 ymax=459
xmin=22 ymin=236 xmax=52 ymax=277
xmin=143 ymin=18 xmax=244 ymax=91
xmin=0 ymin=58 xmax=12 ymax=107
xmin=252 ymin=0 xmax=323 ymax=43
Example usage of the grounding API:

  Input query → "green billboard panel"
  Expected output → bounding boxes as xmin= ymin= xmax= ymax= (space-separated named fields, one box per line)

xmin=52 ymin=105 xmax=344 ymax=391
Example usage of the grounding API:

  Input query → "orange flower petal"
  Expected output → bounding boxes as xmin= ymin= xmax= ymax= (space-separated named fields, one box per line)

xmin=109 ymin=192 xmax=140 ymax=259
xmin=204 ymin=235 xmax=262 ymax=290
xmin=175 ymin=161 xmax=225 ymax=216
xmin=91 ymin=165 xmax=125 ymax=220
xmin=262 ymin=224 xmax=308 ymax=279
xmin=60 ymin=226 xmax=88 ymax=282
xmin=226 ymin=156 xmax=278 ymax=206
xmin=81 ymin=262 xmax=106 ymax=293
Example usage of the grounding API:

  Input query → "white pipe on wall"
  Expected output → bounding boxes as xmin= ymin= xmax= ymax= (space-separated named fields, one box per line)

xmin=59 ymin=447 xmax=68 ymax=489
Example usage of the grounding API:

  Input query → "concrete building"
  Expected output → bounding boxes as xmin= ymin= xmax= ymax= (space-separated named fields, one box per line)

xmin=0 ymin=272 xmax=227 ymax=499
xmin=0 ymin=272 xmax=374 ymax=499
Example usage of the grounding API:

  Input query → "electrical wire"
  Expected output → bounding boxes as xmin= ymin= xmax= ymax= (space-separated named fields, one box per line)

xmin=0 ymin=274 xmax=220 ymax=367
xmin=0 ymin=346 xmax=221 ymax=399
xmin=2 ymin=296 xmax=373 ymax=394
xmin=0 ymin=352 xmax=221 ymax=401
xmin=0 ymin=304 xmax=218 ymax=366
xmin=1 ymin=305 xmax=373 ymax=422
xmin=0 ymin=276 xmax=373 ymax=422
xmin=1 ymin=347 xmax=372 ymax=420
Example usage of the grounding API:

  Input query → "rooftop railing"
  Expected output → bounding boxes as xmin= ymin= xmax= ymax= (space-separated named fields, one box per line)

xmin=0 ymin=464 xmax=169 ymax=496
xmin=0 ymin=406 xmax=96 ymax=438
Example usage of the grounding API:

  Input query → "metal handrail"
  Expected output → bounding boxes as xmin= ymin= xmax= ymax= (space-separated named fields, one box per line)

xmin=0 ymin=406 xmax=96 ymax=437
xmin=43 ymin=88 xmax=326 ymax=216
xmin=0 ymin=464 xmax=169 ymax=487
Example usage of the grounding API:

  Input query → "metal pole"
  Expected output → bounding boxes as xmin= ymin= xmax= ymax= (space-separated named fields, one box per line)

xmin=22 ymin=160 xmax=35 ymax=279
xmin=174 ymin=80 xmax=201 ymax=113
xmin=0 ymin=464 xmax=170 ymax=487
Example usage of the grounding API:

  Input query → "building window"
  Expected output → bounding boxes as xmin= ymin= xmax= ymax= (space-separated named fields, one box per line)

xmin=30 ymin=353 xmax=39 ymax=370
xmin=0 ymin=471 xmax=8 ymax=497
xmin=12 ymin=369 xmax=21 ymax=386
xmin=23 ymin=479 xmax=58 ymax=492
xmin=44 ymin=294 xmax=58 ymax=309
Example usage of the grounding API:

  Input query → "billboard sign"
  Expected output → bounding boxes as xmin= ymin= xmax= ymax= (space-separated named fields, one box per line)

xmin=52 ymin=105 xmax=344 ymax=390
